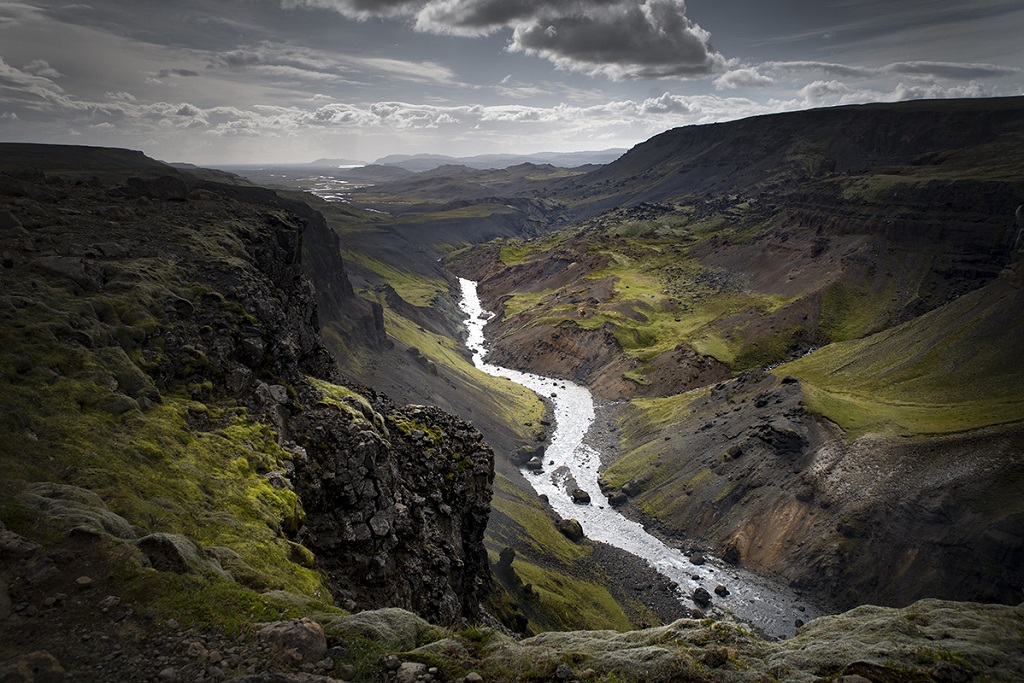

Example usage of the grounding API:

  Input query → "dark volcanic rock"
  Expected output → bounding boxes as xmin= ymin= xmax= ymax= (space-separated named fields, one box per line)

xmin=570 ymin=487 xmax=591 ymax=504
xmin=291 ymin=400 xmax=494 ymax=623
xmin=556 ymin=519 xmax=585 ymax=542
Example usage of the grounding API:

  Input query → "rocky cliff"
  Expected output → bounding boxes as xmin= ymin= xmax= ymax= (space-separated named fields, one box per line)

xmin=0 ymin=144 xmax=493 ymax=632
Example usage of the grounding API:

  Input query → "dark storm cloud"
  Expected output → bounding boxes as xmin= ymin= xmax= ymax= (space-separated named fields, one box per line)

xmin=414 ymin=0 xmax=624 ymax=33
xmin=282 ymin=0 xmax=729 ymax=80
xmin=508 ymin=0 xmax=728 ymax=79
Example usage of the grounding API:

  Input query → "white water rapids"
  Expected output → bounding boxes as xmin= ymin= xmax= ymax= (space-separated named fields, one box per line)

xmin=458 ymin=278 xmax=822 ymax=639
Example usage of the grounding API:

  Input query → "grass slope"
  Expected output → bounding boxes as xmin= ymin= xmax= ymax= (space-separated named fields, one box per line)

xmin=782 ymin=260 xmax=1024 ymax=438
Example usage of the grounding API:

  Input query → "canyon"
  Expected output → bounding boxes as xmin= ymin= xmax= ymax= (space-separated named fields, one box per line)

xmin=2 ymin=95 xmax=1024 ymax=682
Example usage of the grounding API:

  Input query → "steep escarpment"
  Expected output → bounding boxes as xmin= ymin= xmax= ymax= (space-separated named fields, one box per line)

xmin=568 ymin=96 xmax=1024 ymax=210
xmin=0 ymin=145 xmax=493 ymax=636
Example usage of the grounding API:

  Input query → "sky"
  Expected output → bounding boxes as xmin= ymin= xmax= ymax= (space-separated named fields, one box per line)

xmin=0 ymin=0 xmax=1021 ymax=164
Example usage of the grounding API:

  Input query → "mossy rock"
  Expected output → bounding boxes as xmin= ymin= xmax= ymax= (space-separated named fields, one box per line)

xmin=16 ymin=481 xmax=137 ymax=539
xmin=321 ymin=608 xmax=447 ymax=651
xmin=136 ymin=532 xmax=230 ymax=578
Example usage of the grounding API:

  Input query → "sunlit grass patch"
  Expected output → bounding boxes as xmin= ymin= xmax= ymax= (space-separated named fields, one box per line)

xmin=342 ymin=250 xmax=447 ymax=306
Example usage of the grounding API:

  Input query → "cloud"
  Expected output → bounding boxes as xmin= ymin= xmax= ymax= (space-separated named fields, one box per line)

xmin=22 ymin=59 xmax=62 ymax=79
xmin=761 ymin=60 xmax=1017 ymax=83
xmin=281 ymin=0 xmax=729 ymax=80
xmin=155 ymin=68 xmax=200 ymax=78
xmin=203 ymin=42 xmax=458 ymax=86
xmin=147 ymin=68 xmax=200 ymax=85
xmin=211 ymin=50 xmax=263 ymax=69
xmin=762 ymin=61 xmax=875 ymax=79
xmin=714 ymin=67 xmax=775 ymax=90
xmin=348 ymin=56 xmax=458 ymax=84
xmin=799 ymin=80 xmax=851 ymax=105
xmin=0 ymin=1 xmax=46 ymax=26
xmin=413 ymin=0 xmax=624 ymax=35
xmin=837 ymin=80 xmax=993 ymax=105
xmin=495 ymin=75 xmax=552 ymax=99
xmin=507 ymin=0 xmax=729 ymax=79
xmin=887 ymin=61 xmax=1018 ymax=80
xmin=640 ymin=92 xmax=690 ymax=114
xmin=278 ymin=0 xmax=419 ymax=20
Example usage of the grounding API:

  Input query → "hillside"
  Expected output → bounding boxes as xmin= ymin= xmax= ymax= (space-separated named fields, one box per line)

xmin=449 ymin=97 xmax=1024 ymax=612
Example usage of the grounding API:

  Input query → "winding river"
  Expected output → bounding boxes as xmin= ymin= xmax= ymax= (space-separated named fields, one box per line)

xmin=458 ymin=278 xmax=822 ymax=639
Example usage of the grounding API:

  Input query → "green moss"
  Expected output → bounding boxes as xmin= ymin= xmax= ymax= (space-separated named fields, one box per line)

xmin=309 ymin=376 xmax=390 ymax=438
xmin=389 ymin=412 xmax=444 ymax=445
xmin=499 ymin=235 xmax=567 ymax=266
xmin=511 ymin=557 xmax=635 ymax=633
xmin=117 ymin=558 xmax=337 ymax=634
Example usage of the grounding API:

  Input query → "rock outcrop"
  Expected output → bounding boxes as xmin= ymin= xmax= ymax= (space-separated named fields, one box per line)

xmin=291 ymin=397 xmax=494 ymax=622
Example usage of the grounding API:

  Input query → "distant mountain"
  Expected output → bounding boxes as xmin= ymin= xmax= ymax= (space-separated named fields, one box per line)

xmin=373 ymin=149 xmax=626 ymax=172
xmin=307 ymin=157 xmax=369 ymax=167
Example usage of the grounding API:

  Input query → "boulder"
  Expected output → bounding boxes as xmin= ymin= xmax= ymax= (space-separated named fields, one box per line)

xmin=18 ymin=482 xmax=136 ymax=539
xmin=607 ymin=491 xmax=628 ymax=507
xmin=692 ymin=587 xmax=713 ymax=608
xmin=556 ymin=519 xmax=585 ymax=542
xmin=257 ymin=617 xmax=328 ymax=663
xmin=571 ymin=488 xmax=591 ymax=504
xmin=722 ymin=542 xmax=741 ymax=566
xmin=0 ymin=651 xmax=65 ymax=682
xmin=326 ymin=608 xmax=442 ymax=652
xmin=136 ymin=533 xmax=228 ymax=577
xmin=395 ymin=662 xmax=427 ymax=683
xmin=714 ymin=584 xmax=730 ymax=597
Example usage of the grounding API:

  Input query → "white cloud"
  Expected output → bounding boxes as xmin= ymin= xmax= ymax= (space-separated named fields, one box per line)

xmin=203 ymin=42 xmax=457 ymax=87
xmin=22 ymin=59 xmax=62 ymax=79
xmin=0 ymin=1 xmax=46 ymax=26
xmin=799 ymin=80 xmax=850 ymax=106
xmin=347 ymin=56 xmax=459 ymax=85
xmin=278 ymin=0 xmax=419 ymax=20
xmin=886 ymin=61 xmax=1018 ymax=80
xmin=714 ymin=68 xmax=775 ymax=90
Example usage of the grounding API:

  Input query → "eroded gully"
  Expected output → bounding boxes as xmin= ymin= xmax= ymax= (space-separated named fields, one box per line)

xmin=458 ymin=278 xmax=825 ymax=639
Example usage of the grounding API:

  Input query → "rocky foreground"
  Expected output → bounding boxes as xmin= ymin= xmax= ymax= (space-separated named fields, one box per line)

xmin=2 ymin=524 xmax=1022 ymax=683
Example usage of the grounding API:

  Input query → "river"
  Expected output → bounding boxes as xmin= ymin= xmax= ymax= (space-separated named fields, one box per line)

xmin=458 ymin=277 xmax=823 ymax=639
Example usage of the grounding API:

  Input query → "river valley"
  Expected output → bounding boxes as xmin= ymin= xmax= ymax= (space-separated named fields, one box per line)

xmin=458 ymin=278 xmax=827 ymax=639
